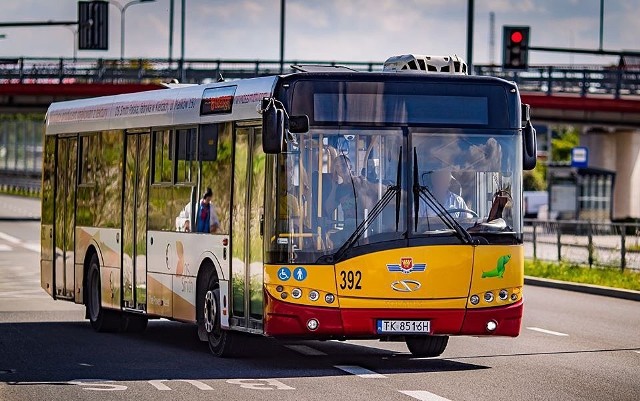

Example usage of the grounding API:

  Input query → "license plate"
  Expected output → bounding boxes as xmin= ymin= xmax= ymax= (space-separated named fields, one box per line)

xmin=376 ymin=320 xmax=431 ymax=334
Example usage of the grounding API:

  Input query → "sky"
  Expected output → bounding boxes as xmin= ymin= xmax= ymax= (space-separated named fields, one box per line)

xmin=0 ymin=0 xmax=638 ymax=66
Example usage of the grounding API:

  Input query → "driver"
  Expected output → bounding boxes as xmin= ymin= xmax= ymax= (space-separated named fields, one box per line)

xmin=420 ymin=169 xmax=472 ymax=218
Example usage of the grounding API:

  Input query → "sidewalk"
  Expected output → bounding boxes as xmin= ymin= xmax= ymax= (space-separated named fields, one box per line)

xmin=0 ymin=194 xmax=41 ymax=221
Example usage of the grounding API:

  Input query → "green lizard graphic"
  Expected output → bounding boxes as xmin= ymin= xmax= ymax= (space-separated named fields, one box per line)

xmin=482 ymin=254 xmax=511 ymax=278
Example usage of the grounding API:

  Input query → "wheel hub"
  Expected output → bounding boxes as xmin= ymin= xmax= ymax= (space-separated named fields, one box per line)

xmin=204 ymin=290 xmax=216 ymax=333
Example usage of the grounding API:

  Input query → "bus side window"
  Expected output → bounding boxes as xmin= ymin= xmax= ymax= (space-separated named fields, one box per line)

xmin=198 ymin=123 xmax=232 ymax=234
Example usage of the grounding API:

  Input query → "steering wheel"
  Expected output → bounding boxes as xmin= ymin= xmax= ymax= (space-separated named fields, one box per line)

xmin=437 ymin=208 xmax=479 ymax=218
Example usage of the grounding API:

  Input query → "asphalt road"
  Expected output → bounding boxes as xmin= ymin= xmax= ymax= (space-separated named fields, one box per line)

xmin=0 ymin=207 xmax=639 ymax=400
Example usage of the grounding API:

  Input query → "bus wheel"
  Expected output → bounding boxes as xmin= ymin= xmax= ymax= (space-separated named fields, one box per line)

xmin=405 ymin=336 xmax=449 ymax=357
xmin=203 ymin=278 xmax=235 ymax=357
xmin=86 ymin=253 xmax=121 ymax=332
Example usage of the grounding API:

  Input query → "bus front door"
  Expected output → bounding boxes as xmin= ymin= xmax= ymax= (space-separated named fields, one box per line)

xmin=122 ymin=132 xmax=150 ymax=312
xmin=54 ymin=136 xmax=77 ymax=300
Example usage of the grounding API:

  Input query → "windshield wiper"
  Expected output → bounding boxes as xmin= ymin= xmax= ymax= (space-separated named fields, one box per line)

xmin=412 ymin=148 xmax=473 ymax=245
xmin=322 ymin=148 xmax=403 ymax=263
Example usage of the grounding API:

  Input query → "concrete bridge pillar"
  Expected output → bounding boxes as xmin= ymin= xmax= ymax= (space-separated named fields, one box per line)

xmin=580 ymin=127 xmax=616 ymax=171
xmin=612 ymin=129 xmax=640 ymax=220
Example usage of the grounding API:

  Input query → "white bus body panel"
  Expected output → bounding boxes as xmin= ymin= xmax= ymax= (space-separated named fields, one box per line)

xmin=147 ymin=230 xmax=229 ymax=323
xmin=45 ymin=76 xmax=278 ymax=135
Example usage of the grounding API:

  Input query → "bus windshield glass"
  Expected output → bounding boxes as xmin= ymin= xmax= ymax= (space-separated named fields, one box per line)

xmin=265 ymin=128 xmax=522 ymax=265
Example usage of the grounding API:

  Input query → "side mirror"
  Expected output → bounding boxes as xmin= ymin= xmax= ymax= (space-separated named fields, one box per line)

xmin=288 ymin=115 xmax=309 ymax=133
xmin=523 ymin=120 xmax=537 ymax=170
xmin=262 ymin=102 xmax=284 ymax=154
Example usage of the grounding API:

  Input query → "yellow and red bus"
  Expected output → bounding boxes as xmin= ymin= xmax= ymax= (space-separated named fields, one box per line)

xmin=41 ymin=54 xmax=537 ymax=357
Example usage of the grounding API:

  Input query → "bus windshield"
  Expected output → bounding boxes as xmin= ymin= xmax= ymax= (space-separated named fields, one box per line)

xmin=265 ymin=128 xmax=522 ymax=265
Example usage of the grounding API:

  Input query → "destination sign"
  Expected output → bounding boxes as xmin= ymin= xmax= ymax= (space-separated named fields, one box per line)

xmin=201 ymin=86 xmax=237 ymax=115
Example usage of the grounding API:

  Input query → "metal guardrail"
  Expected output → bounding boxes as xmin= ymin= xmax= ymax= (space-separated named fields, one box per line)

xmin=524 ymin=219 xmax=640 ymax=271
xmin=1 ymin=57 xmax=640 ymax=98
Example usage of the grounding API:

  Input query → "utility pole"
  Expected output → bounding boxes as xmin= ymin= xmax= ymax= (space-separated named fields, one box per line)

xmin=599 ymin=0 xmax=604 ymax=51
xmin=169 ymin=0 xmax=174 ymax=63
xmin=180 ymin=0 xmax=186 ymax=81
xmin=489 ymin=12 xmax=495 ymax=65
xmin=466 ymin=0 xmax=474 ymax=73
xmin=279 ymin=0 xmax=285 ymax=74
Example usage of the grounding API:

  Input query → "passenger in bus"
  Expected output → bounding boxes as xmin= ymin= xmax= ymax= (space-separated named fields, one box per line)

xmin=323 ymin=154 xmax=378 ymax=247
xmin=420 ymin=169 xmax=472 ymax=219
xmin=196 ymin=187 xmax=220 ymax=233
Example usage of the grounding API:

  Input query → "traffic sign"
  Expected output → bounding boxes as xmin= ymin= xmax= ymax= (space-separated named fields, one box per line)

xmin=571 ymin=146 xmax=588 ymax=168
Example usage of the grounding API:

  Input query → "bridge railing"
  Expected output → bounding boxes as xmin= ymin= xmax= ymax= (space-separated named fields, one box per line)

xmin=2 ymin=57 xmax=640 ymax=97
xmin=524 ymin=219 xmax=640 ymax=271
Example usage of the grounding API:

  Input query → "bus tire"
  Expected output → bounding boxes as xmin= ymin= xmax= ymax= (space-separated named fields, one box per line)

xmin=405 ymin=335 xmax=449 ymax=357
xmin=86 ymin=253 xmax=121 ymax=332
xmin=203 ymin=276 xmax=235 ymax=357
xmin=122 ymin=314 xmax=148 ymax=333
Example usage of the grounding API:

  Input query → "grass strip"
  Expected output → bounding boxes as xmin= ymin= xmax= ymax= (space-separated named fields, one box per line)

xmin=525 ymin=259 xmax=640 ymax=291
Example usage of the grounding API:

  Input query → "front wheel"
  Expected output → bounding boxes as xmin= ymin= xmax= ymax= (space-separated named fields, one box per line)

xmin=86 ymin=254 xmax=121 ymax=332
xmin=405 ymin=335 xmax=449 ymax=357
xmin=203 ymin=278 xmax=236 ymax=357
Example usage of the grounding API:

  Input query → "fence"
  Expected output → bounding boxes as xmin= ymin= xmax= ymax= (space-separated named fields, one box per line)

xmin=0 ymin=119 xmax=42 ymax=193
xmin=524 ymin=219 xmax=640 ymax=271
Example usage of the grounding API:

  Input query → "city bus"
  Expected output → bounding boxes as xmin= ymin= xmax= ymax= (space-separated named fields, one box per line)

xmin=41 ymin=54 xmax=537 ymax=357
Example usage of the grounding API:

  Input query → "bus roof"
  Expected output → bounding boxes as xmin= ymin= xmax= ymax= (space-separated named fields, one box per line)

xmin=45 ymin=71 xmax=519 ymax=135
xmin=45 ymin=75 xmax=279 ymax=135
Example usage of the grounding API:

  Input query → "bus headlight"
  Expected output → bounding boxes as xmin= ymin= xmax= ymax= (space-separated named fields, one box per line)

xmin=498 ymin=289 xmax=509 ymax=300
xmin=511 ymin=293 xmax=518 ymax=301
xmin=484 ymin=292 xmax=494 ymax=303
xmin=291 ymin=288 xmax=302 ymax=299
xmin=470 ymin=294 xmax=480 ymax=305
xmin=325 ymin=293 xmax=335 ymax=304
xmin=309 ymin=290 xmax=319 ymax=301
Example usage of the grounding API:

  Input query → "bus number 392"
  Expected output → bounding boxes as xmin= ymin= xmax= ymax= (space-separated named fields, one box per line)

xmin=339 ymin=270 xmax=362 ymax=290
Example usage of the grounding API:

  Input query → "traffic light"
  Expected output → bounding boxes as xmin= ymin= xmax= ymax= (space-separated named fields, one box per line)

xmin=78 ymin=1 xmax=109 ymax=50
xmin=502 ymin=26 xmax=530 ymax=69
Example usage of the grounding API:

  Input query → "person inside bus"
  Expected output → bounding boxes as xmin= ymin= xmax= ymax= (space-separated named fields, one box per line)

xmin=419 ymin=169 xmax=473 ymax=219
xmin=196 ymin=187 xmax=220 ymax=233
xmin=323 ymin=154 xmax=378 ymax=248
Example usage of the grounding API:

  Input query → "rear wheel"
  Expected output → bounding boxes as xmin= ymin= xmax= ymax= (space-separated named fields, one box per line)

xmin=203 ymin=275 xmax=235 ymax=357
xmin=405 ymin=335 xmax=449 ymax=357
xmin=86 ymin=253 xmax=121 ymax=332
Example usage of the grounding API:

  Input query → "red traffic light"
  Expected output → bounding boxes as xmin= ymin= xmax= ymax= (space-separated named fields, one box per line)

xmin=510 ymin=31 xmax=523 ymax=43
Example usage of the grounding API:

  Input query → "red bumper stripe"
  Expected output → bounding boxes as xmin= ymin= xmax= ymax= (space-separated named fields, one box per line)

xmin=264 ymin=292 xmax=523 ymax=338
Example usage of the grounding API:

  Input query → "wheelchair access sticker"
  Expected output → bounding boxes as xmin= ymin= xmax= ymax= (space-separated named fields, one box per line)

xmin=277 ymin=267 xmax=291 ymax=281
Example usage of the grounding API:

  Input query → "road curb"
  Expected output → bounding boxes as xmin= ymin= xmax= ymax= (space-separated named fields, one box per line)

xmin=525 ymin=276 xmax=640 ymax=302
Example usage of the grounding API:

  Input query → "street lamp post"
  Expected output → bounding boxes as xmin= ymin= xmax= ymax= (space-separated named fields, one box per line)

xmin=109 ymin=0 xmax=156 ymax=60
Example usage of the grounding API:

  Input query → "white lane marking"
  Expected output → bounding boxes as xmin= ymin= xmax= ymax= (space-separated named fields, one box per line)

xmin=400 ymin=390 xmax=452 ymax=401
xmin=22 ymin=242 xmax=41 ymax=253
xmin=148 ymin=379 xmax=213 ymax=391
xmin=78 ymin=363 xmax=93 ymax=367
xmin=334 ymin=365 xmax=386 ymax=378
xmin=0 ymin=231 xmax=21 ymax=244
xmin=634 ymin=351 xmax=640 ymax=354
xmin=0 ymin=244 xmax=12 ymax=251
xmin=527 ymin=327 xmax=569 ymax=337
xmin=284 ymin=344 xmax=327 ymax=356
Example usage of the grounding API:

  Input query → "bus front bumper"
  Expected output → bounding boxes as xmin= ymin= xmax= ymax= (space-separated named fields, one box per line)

xmin=264 ymin=292 xmax=523 ymax=338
